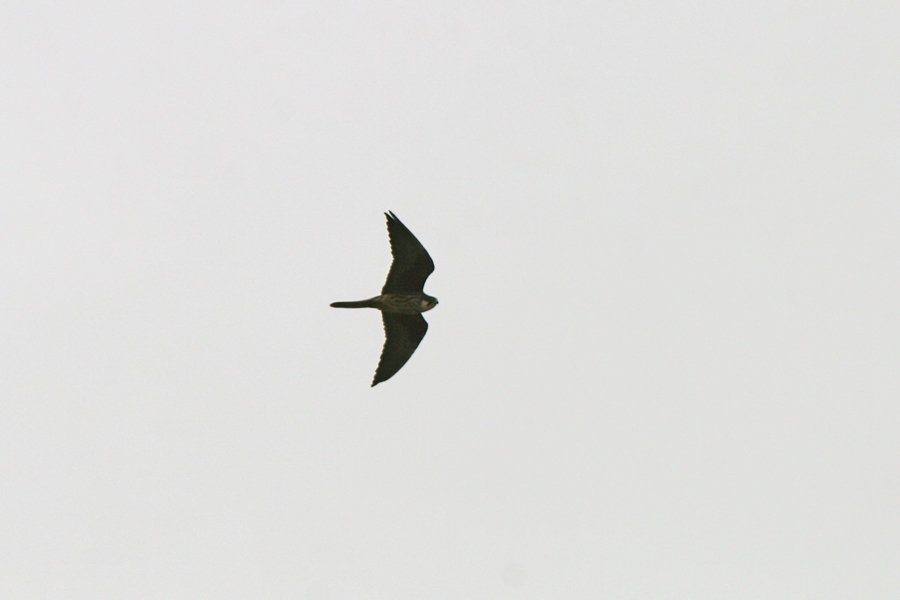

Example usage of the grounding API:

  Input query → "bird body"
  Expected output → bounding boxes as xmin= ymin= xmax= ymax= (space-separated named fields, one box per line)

xmin=330 ymin=212 xmax=437 ymax=386
xmin=330 ymin=293 xmax=438 ymax=314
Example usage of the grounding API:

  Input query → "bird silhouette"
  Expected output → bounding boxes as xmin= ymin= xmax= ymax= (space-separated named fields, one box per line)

xmin=331 ymin=212 xmax=438 ymax=386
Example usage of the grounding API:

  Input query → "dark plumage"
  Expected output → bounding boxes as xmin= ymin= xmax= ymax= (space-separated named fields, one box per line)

xmin=373 ymin=312 xmax=429 ymax=386
xmin=330 ymin=212 xmax=438 ymax=386
xmin=382 ymin=211 xmax=435 ymax=295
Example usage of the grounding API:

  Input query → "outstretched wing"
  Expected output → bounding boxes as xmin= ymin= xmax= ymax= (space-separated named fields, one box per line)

xmin=381 ymin=212 xmax=434 ymax=294
xmin=372 ymin=313 xmax=428 ymax=386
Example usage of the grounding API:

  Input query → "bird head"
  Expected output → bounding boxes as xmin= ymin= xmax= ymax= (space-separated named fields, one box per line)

xmin=421 ymin=295 xmax=439 ymax=311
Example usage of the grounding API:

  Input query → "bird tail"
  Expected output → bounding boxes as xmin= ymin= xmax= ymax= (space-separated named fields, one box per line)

xmin=330 ymin=298 xmax=377 ymax=309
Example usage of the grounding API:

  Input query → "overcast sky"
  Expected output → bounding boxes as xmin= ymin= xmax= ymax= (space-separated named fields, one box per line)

xmin=2 ymin=2 xmax=898 ymax=599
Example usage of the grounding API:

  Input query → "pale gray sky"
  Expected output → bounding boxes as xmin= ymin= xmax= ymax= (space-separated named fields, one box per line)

xmin=1 ymin=2 xmax=898 ymax=599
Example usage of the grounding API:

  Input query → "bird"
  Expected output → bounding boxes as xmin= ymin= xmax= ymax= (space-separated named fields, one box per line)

xmin=330 ymin=212 xmax=438 ymax=386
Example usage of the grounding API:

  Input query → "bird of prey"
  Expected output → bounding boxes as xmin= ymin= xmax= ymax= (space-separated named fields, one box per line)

xmin=330 ymin=212 xmax=438 ymax=386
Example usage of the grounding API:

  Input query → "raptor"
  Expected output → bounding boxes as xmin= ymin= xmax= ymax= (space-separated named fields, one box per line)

xmin=330 ymin=212 xmax=438 ymax=386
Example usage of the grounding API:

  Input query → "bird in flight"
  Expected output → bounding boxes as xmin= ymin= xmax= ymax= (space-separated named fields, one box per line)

xmin=331 ymin=212 xmax=438 ymax=386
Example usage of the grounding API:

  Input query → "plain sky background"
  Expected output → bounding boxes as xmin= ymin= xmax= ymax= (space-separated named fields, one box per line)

xmin=1 ymin=2 xmax=898 ymax=599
